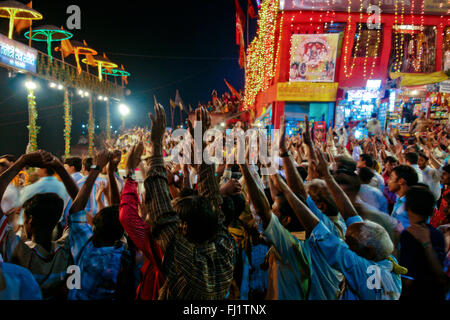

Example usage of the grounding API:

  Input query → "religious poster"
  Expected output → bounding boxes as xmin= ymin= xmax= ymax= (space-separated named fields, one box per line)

xmin=289 ymin=33 xmax=339 ymax=82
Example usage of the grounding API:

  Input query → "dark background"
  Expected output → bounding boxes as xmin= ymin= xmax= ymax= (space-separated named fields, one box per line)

xmin=0 ymin=0 xmax=256 ymax=157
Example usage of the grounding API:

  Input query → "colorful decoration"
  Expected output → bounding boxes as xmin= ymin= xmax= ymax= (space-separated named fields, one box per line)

xmin=88 ymin=96 xmax=94 ymax=157
xmin=26 ymin=84 xmax=39 ymax=152
xmin=82 ymin=54 xmax=118 ymax=82
xmin=0 ymin=0 xmax=42 ymax=39
xmin=244 ymin=0 xmax=280 ymax=110
xmin=37 ymin=53 xmax=124 ymax=97
xmin=289 ymin=33 xmax=339 ymax=82
xmin=25 ymin=25 xmax=73 ymax=61
xmin=101 ymin=68 xmax=130 ymax=77
xmin=106 ymin=99 xmax=111 ymax=141
xmin=55 ymin=40 xmax=98 ymax=74
xmin=63 ymin=88 xmax=72 ymax=158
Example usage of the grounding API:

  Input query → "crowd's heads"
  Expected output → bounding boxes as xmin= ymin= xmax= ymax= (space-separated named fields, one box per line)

xmin=305 ymin=179 xmax=339 ymax=217
xmin=82 ymin=158 xmax=93 ymax=174
xmin=405 ymin=152 xmax=419 ymax=165
xmin=345 ymin=220 xmax=394 ymax=262
xmin=405 ymin=186 xmax=436 ymax=219
xmin=335 ymin=155 xmax=357 ymax=173
xmin=417 ymin=152 xmax=429 ymax=170
xmin=383 ymin=156 xmax=398 ymax=173
xmin=23 ymin=193 xmax=64 ymax=237
xmin=174 ymin=195 xmax=218 ymax=244
xmin=92 ymin=205 xmax=124 ymax=246
xmin=388 ymin=165 xmax=419 ymax=193
xmin=358 ymin=167 xmax=374 ymax=185
xmin=271 ymin=192 xmax=305 ymax=232
xmin=357 ymin=154 xmax=374 ymax=169
xmin=64 ymin=157 xmax=82 ymax=174
xmin=221 ymin=193 xmax=246 ymax=227
xmin=333 ymin=171 xmax=361 ymax=199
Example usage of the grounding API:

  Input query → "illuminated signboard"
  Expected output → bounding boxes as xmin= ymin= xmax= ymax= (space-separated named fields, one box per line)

xmin=0 ymin=33 xmax=37 ymax=73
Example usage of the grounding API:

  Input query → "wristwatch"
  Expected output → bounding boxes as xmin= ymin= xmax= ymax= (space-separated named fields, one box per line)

xmin=90 ymin=165 xmax=102 ymax=171
xmin=280 ymin=151 xmax=290 ymax=158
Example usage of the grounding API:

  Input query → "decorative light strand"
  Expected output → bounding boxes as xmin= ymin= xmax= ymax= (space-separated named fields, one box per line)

xmin=88 ymin=96 xmax=94 ymax=157
xmin=347 ymin=0 xmax=364 ymax=78
xmin=27 ymin=88 xmax=39 ymax=152
xmin=369 ymin=0 xmax=382 ymax=79
xmin=343 ymin=0 xmax=353 ymax=78
xmin=63 ymin=88 xmax=72 ymax=158
xmin=244 ymin=0 xmax=280 ymax=110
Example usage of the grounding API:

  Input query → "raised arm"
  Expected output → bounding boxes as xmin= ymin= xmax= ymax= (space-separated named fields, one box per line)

xmin=239 ymin=162 xmax=272 ymax=229
xmin=107 ymin=150 xmax=122 ymax=205
xmin=314 ymin=149 xmax=359 ymax=221
xmin=69 ymin=151 xmax=111 ymax=214
xmin=144 ymin=102 xmax=178 ymax=253
xmin=279 ymin=115 xmax=307 ymax=200
xmin=0 ymin=152 xmax=45 ymax=217
xmin=303 ymin=115 xmax=320 ymax=181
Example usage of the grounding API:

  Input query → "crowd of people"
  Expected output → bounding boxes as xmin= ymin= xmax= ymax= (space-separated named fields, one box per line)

xmin=0 ymin=103 xmax=449 ymax=301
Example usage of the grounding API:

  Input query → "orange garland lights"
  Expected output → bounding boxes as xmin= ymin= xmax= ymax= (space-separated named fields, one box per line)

xmin=244 ymin=0 xmax=280 ymax=110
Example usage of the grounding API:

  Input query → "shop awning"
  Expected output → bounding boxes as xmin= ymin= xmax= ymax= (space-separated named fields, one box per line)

xmin=390 ymin=71 xmax=449 ymax=87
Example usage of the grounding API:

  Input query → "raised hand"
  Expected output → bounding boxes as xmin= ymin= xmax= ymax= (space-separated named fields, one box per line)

xmin=304 ymin=115 xmax=313 ymax=146
xmin=94 ymin=150 xmax=111 ymax=169
xmin=126 ymin=142 xmax=144 ymax=174
xmin=279 ymin=115 xmax=287 ymax=153
xmin=107 ymin=150 xmax=122 ymax=175
xmin=315 ymin=149 xmax=331 ymax=179
xmin=149 ymin=101 xmax=166 ymax=154
xmin=220 ymin=179 xmax=242 ymax=197
xmin=21 ymin=151 xmax=45 ymax=167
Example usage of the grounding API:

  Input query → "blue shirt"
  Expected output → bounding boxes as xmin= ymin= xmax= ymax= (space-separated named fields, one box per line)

xmin=310 ymin=216 xmax=402 ymax=300
xmin=263 ymin=214 xmax=310 ymax=300
xmin=392 ymin=196 xmax=409 ymax=230
xmin=359 ymin=184 xmax=389 ymax=214
xmin=302 ymin=196 xmax=346 ymax=300
xmin=67 ymin=211 xmax=126 ymax=300
xmin=0 ymin=262 xmax=42 ymax=300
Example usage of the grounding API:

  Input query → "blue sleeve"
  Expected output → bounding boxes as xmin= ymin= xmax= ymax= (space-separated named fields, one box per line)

xmin=263 ymin=214 xmax=304 ymax=265
xmin=20 ymin=269 xmax=42 ymax=300
xmin=346 ymin=215 xmax=364 ymax=227
xmin=306 ymin=195 xmax=340 ymax=236
xmin=68 ymin=211 xmax=93 ymax=262
xmin=310 ymin=221 xmax=371 ymax=293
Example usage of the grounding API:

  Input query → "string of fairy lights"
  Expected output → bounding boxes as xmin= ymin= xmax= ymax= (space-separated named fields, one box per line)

xmin=244 ymin=0 xmax=280 ymax=110
xmin=369 ymin=0 xmax=382 ymax=79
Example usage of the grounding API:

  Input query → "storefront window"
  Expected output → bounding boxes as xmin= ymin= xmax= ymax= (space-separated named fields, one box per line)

xmin=390 ymin=25 xmax=436 ymax=73
xmin=351 ymin=24 xmax=383 ymax=58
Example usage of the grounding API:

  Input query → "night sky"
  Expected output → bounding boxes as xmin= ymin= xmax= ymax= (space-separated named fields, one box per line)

xmin=0 ymin=0 xmax=255 ymax=157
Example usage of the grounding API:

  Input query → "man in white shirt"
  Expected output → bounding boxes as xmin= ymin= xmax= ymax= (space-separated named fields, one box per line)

xmin=19 ymin=166 xmax=69 ymax=208
xmin=358 ymin=167 xmax=389 ymax=214
xmin=63 ymin=157 xmax=83 ymax=183
xmin=404 ymin=152 xmax=423 ymax=183
xmin=418 ymin=152 xmax=441 ymax=200
xmin=357 ymin=154 xmax=385 ymax=192
xmin=366 ymin=113 xmax=382 ymax=137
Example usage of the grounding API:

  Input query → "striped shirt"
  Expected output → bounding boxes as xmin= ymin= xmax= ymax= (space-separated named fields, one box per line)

xmin=144 ymin=156 xmax=235 ymax=300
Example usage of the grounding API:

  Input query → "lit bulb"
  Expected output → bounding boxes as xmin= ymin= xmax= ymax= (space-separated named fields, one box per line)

xmin=25 ymin=81 xmax=37 ymax=90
